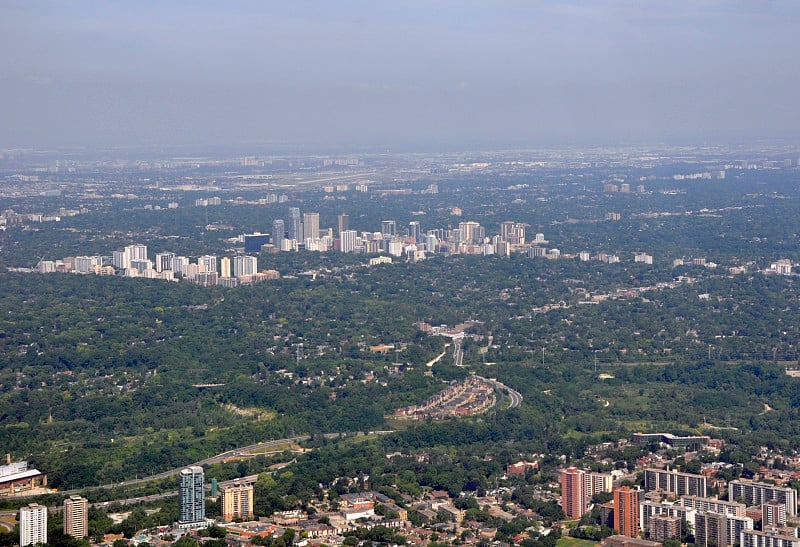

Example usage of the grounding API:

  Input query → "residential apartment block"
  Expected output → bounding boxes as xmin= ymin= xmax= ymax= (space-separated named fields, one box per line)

xmin=644 ymin=468 xmax=708 ymax=497
xmin=729 ymin=481 xmax=798 ymax=516
xmin=64 ymin=495 xmax=89 ymax=539
xmin=219 ymin=480 xmax=254 ymax=522
xmin=741 ymin=529 xmax=800 ymax=547
xmin=20 ymin=503 xmax=47 ymax=547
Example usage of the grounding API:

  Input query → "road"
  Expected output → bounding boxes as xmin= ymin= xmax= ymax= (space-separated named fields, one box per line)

xmin=486 ymin=378 xmax=523 ymax=409
xmin=49 ymin=436 xmax=311 ymax=497
xmin=18 ymin=432 xmax=388 ymax=500
xmin=452 ymin=335 xmax=464 ymax=367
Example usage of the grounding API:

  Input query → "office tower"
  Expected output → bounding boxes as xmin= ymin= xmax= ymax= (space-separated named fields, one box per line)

xmin=198 ymin=255 xmax=217 ymax=273
xmin=338 ymin=214 xmax=350 ymax=236
xmin=644 ymin=468 xmax=708 ymax=498
xmin=64 ymin=495 xmax=88 ymax=539
xmin=272 ymin=219 xmax=285 ymax=251
xmin=233 ymin=255 xmax=258 ymax=277
xmin=614 ymin=486 xmax=640 ymax=538
xmin=288 ymin=207 xmax=302 ymax=241
xmin=155 ymin=252 xmax=175 ymax=273
xmin=219 ymin=480 xmax=254 ymax=522
xmin=243 ymin=233 xmax=270 ymax=253
xmin=408 ymin=221 xmax=421 ymax=243
xmin=220 ymin=257 xmax=231 ymax=279
xmin=179 ymin=466 xmax=205 ymax=524
xmin=20 ymin=503 xmax=47 ymax=547
xmin=340 ymin=230 xmax=358 ymax=253
xmin=381 ymin=220 xmax=396 ymax=237
xmin=561 ymin=467 xmax=587 ymax=519
xmin=303 ymin=212 xmax=320 ymax=241
xmin=729 ymin=481 xmax=798 ymax=516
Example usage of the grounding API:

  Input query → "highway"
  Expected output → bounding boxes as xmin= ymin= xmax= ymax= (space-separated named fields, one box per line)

xmin=452 ymin=336 xmax=464 ymax=367
xmin=486 ymin=378 xmax=523 ymax=409
xmin=49 ymin=436 xmax=311 ymax=497
xmin=16 ymin=432 xmax=387 ymax=500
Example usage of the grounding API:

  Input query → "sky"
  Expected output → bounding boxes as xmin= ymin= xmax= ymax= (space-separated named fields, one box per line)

xmin=1 ymin=1 xmax=799 ymax=152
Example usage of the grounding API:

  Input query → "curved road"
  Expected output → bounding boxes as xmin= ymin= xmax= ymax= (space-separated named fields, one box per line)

xmin=486 ymin=378 xmax=523 ymax=409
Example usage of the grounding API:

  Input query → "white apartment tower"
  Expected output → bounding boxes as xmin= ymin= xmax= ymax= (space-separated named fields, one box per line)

xmin=20 ymin=503 xmax=47 ymax=547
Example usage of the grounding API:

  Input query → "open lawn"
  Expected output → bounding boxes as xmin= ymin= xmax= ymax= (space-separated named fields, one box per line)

xmin=557 ymin=538 xmax=600 ymax=547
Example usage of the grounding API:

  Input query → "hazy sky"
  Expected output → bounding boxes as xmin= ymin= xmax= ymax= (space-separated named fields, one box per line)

xmin=2 ymin=1 xmax=798 ymax=151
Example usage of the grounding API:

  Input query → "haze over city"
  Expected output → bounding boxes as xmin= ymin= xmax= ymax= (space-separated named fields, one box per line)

xmin=2 ymin=1 xmax=799 ymax=152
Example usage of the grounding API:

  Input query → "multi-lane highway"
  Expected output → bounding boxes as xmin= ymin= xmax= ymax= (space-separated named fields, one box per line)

xmin=486 ymin=378 xmax=523 ymax=409
xmin=47 ymin=436 xmax=310 ymax=497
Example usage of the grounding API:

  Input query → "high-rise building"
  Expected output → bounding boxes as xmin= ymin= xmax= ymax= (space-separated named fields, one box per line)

xmin=127 ymin=244 xmax=148 ymax=262
xmin=272 ymin=219 xmax=285 ymax=251
xmin=729 ymin=481 xmax=798 ymax=516
xmin=64 ymin=495 xmax=88 ymax=539
xmin=112 ymin=249 xmax=127 ymax=270
xmin=695 ymin=511 xmax=753 ymax=547
xmin=233 ymin=255 xmax=258 ymax=277
xmin=649 ymin=514 xmax=682 ymax=542
xmin=198 ymin=255 xmax=217 ymax=273
xmin=425 ymin=234 xmax=438 ymax=253
xmin=173 ymin=256 xmax=190 ymax=275
xmin=741 ymin=528 xmax=800 ymax=547
xmin=458 ymin=221 xmax=483 ymax=243
xmin=381 ymin=220 xmax=396 ymax=237
xmin=20 ymin=503 xmax=47 ymax=547
xmin=561 ymin=467 xmax=587 ymax=519
xmin=500 ymin=221 xmax=525 ymax=244
xmin=408 ymin=221 xmax=421 ymax=243
xmin=695 ymin=512 xmax=728 ymax=547
xmin=288 ymin=207 xmax=302 ymax=241
xmin=644 ymin=468 xmax=708 ymax=498
xmin=338 ymin=214 xmax=350 ymax=236
xmin=243 ymin=233 xmax=270 ymax=253
xmin=179 ymin=466 xmax=205 ymax=525
xmin=764 ymin=500 xmax=788 ymax=527
xmin=680 ymin=496 xmax=745 ymax=517
xmin=340 ymin=230 xmax=358 ymax=253
xmin=219 ymin=480 xmax=254 ymax=522
xmin=614 ymin=486 xmax=640 ymax=538
xmin=303 ymin=212 xmax=320 ymax=241
xmin=641 ymin=500 xmax=696 ymax=536
xmin=155 ymin=252 xmax=175 ymax=273
xmin=220 ymin=257 xmax=231 ymax=279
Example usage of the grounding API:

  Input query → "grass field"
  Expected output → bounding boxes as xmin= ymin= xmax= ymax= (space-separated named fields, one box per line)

xmin=556 ymin=537 xmax=600 ymax=547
